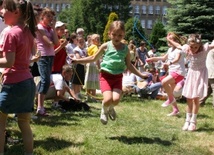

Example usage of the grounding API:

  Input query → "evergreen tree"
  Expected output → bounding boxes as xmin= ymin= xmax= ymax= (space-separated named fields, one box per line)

xmin=149 ymin=20 xmax=167 ymax=52
xmin=166 ymin=0 xmax=214 ymax=41
xmin=103 ymin=12 xmax=118 ymax=43
xmin=58 ymin=0 xmax=131 ymax=40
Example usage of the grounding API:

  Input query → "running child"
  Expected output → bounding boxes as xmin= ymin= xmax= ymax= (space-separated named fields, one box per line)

xmin=72 ymin=20 xmax=149 ymax=125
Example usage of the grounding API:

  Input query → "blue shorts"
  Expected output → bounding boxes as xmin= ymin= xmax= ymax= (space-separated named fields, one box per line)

xmin=0 ymin=78 xmax=36 ymax=114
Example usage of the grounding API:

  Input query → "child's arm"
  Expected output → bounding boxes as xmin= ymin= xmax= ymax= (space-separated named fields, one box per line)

xmin=72 ymin=43 xmax=107 ymax=64
xmin=146 ymin=54 xmax=168 ymax=63
xmin=0 ymin=52 xmax=15 ymax=68
xmin=125 ymin=51 xmax=148 ymax=79
xmin=167 ymin=33 xmax=182 ymax=50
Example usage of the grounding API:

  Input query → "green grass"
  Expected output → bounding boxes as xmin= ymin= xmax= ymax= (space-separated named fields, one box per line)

xmin=5 ymin=96 xmax=214 ymax=155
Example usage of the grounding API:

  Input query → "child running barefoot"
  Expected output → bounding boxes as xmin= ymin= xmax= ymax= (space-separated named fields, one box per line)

xmin=169 ymin=34 xmax=214 ymax=131
xmin=72 ymin=21 xmax=148 ymax=125
xmin=146 ymin=32 xmax=186 ymax=116
xmin=0 ymin=1 xmax=37 ymax=154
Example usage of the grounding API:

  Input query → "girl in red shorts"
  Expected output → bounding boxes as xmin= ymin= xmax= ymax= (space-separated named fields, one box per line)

xmin=72 ymin=21 xmax=149 ymax=125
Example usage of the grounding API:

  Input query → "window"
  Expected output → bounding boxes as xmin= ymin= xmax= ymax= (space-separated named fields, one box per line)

xmin=147 ymin=20 xmax=152 ymax=29
xmin=40 ymin=3 xmax=44 ymax=8
xmin=129 ymin=5 xmax=133 ymax=14
xmin=62 ymin=3 xmax=67 ymax=10
xmin=45 ymin=3 xmax=49 ymax=7
xmin=141 ymin=20 xmax=145 ymax=28
xmin=50 ymin=3 xmax=54 ymax=10
xmin=56 ymin=4 xmax=60 ymax=12
xmin=162 ymin=6 xmax=167 ymax=15
xmin=148 ymin=5 xmax=153 ymax=14
xmin=135 ymin=5 xmax=140 ymax=14
xmin=142 ymin=5 xmax=147 ymax=14
xmin=155 ymin=6 xmax=160 ymax=15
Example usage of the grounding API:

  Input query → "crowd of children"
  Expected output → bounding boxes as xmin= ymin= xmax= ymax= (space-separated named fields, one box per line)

xmin=0 ymin=2 xmax=214 ymax=154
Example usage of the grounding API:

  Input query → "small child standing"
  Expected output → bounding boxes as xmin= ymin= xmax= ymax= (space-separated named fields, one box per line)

xmin=72 ymin=21 xmax=149 ymax=125
xmin=146 ymin=32 xmax=186 ymax=116
xmin=0 ymin=1 xmax=37 ymax=154
xmin=84 ymin=34 xmax=100 ymax=102
xmin=72 ymin=36 xmax=87 ymax=100
xmin=169 ymin=34 xmax=214 ymax=131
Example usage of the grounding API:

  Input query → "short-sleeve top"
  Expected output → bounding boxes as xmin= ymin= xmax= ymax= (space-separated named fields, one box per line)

xmin=182 ymin=43 xmax=210 ymax=71
xmin=101 ymin=41 xmax=128 ymax=75
xmin=35 ymin=23 xmax=55 ymax=56
xmin=1 ymin=25 xmax=33 ymax=84
xmin=167 ymin=47 xmax=186 ymax=76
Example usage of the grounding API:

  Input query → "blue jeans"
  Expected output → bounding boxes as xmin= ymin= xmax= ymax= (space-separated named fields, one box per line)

xmin=136 ymin=82 xmax=162 ymax=99
xmin=37 ymin=56 xmax=54 ymax=94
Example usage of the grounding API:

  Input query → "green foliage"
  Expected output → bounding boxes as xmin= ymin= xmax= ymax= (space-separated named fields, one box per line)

xmin=58 ymin=0 xmax=131 ymax=40
xmin=103 ymin=12 xmax=119 ymax=43
xmin=166 ymin=0 xmax=214 ymax=41
xmin=149 ymin=20 xmax=167 ymax=52
xmin=125 ymin=17 xmax=146 ymax=46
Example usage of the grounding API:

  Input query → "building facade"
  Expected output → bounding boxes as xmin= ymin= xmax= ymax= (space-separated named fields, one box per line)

xmin=30 ymin=0 xmax=170 ymax=34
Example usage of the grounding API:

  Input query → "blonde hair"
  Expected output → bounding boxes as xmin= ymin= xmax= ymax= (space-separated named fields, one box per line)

xmin=62 ymin=64 xmax=73 ymax=73
xmin=109 ymin=20 xmax=125 ymax=33
xmin=168 ymin=32 xmax=186 ymax=45
xmin=187 ymin=34 xmax=202 ymax=45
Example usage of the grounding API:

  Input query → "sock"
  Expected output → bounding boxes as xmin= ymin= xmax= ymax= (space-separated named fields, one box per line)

xmin=101 ymin=102 xmax=109 ymax=114
xmin=190 ymin=113 xmax=197 ymax=123
xmin=185 ymin=113 xmax=192 ymax=122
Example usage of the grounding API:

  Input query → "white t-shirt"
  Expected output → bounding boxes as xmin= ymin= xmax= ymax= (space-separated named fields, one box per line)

xmin=167 ymin=47 xmax=186 ymax=76
xmin=50 ymin=73 xmax=68 ymax=90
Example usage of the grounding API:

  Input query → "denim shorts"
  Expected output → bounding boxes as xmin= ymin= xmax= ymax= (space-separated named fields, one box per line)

xmin=0 ymin=78 xmax=36 ymax=114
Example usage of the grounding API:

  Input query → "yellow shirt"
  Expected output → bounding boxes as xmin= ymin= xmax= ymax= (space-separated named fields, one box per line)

xmin=87 ymin=44 xmax=98 ymax=56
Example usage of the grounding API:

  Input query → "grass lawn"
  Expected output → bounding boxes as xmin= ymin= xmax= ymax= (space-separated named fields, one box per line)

xmin=4 ymin=95 xmax=214 ymax=155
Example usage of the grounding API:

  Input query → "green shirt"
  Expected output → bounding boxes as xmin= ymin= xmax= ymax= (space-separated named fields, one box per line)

xmin=101 ymin=41 xmax=128 ymax=74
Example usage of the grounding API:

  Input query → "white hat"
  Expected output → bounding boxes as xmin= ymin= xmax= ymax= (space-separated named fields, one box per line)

xmin=76 ymin=28 xmax=84 ymax=34
xmin=55 ymin=21 xmax=65 ymax=28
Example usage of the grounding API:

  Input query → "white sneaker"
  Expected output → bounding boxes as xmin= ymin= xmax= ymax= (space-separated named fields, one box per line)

xmin=109 ymin=107 xmax=116 ymax=121
xmin=182 ymin=121 xmax=190 ymax=131
xmin=100 ymin=110 xmax=108 ymax=125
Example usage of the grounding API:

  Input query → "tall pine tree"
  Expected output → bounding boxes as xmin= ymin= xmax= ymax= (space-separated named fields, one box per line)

xmin=166 ymin=0 xmax=214 ymax=41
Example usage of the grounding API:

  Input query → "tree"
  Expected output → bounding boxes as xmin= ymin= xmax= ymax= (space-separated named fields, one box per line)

xmin=58 ymin=0 xmax=131 ymax=40
xmin=103 ymin=12 xmax=119 ymax=43
xmin=125 ymin=17 xmax=147 ymax=46
xmin=166 ymin=0 xmax=214 ymax=41
xmin=149 ymin=20 xmax=167 ymax=52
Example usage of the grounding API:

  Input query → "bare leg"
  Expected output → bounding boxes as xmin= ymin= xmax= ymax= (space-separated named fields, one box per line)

xmin=17 ymin=113 xmax=33 ymax=154
xmin=0 ymin=112 xmax=7 ymax=154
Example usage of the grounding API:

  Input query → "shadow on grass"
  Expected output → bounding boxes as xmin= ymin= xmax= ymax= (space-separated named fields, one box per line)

xmin=31 ymin=106 xmax=100 ymax=127
xmin=108 ymin=135 xmax=173 ymax=146
xmin=5 ymin=137 xmax=82 ymax=154
xmin=34 ymin=137 xmax=82 ymax=151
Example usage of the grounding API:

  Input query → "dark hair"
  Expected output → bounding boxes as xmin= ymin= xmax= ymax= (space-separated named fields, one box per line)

xmin=140 ymin=41 xmax=146 ymax=46
xmin=4 ymin=0 xmax=37 ymax=37
xmin=69 ymin=32 xmax=77 ymax=43
xmin=0 ymin=0 xmax=3 ymax=6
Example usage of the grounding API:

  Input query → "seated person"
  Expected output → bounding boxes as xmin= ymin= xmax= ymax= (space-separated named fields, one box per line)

xmin=135 ymin=73 xmax=162 ymax=99
xmin=45 ymin=64 xmax=78 ymax=107
xmin=122 ymin=70 xmax=136 ymax=95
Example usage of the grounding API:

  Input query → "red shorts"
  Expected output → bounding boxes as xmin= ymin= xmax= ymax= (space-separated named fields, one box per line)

xmin=160 ymin=72 xmax=184 ymax=84
xmin=100 ymin=71 xmax=123 ymax=93
xmin=169 ymin=72 xmax=184 ymax=84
